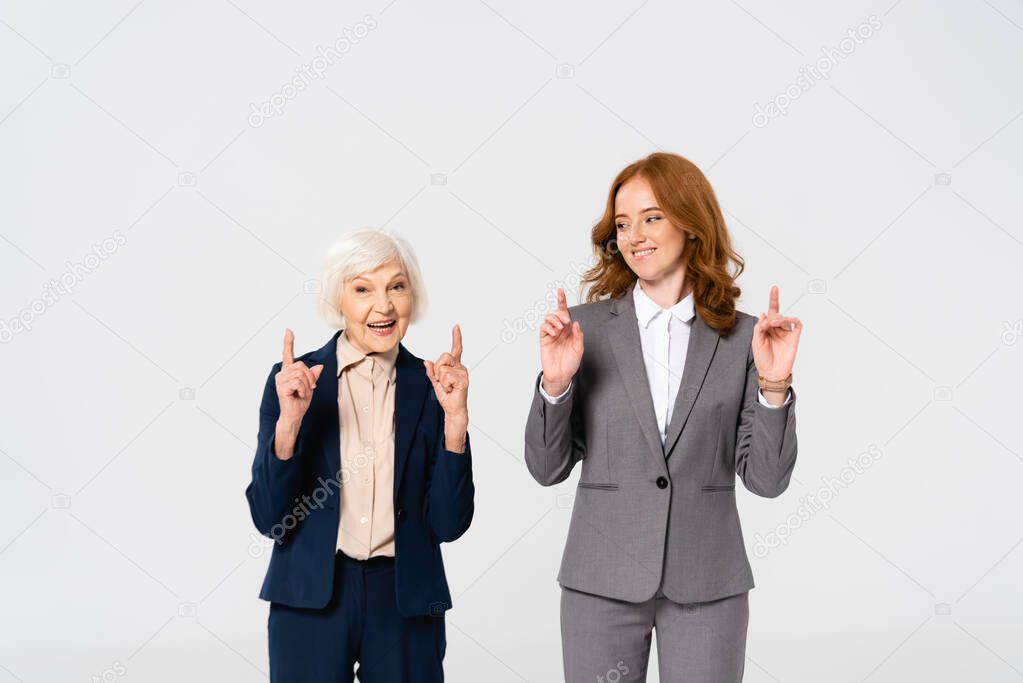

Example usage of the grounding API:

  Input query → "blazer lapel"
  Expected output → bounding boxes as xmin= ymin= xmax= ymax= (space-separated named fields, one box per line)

xmin=607 ymin=282 xmax=668 ymax=472
xmin=392 ymin=343 xmax=429 ymax=501
xmin=663 ymin=312 xmax=720 ymax=459
xmin=313 ymin=333 xmax=428 ymax=497
xmin=305 ymin=330 xmax=342 ymax=476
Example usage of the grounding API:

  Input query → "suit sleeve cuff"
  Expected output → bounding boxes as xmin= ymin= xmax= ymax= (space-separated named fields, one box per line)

xmin=267 ymin=428 xmax=304 ymax=468
xmin=538 ymin=373 xmax=573 ymax=404
xmin=757 ymin=387 xmax=793 ymax=409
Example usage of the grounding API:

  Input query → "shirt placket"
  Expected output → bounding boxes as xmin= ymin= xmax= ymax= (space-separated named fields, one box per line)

xmin=658 ymin=312 xmax=671 ymax=441
xmin=360 ymin=358 xmax=376 ymax=552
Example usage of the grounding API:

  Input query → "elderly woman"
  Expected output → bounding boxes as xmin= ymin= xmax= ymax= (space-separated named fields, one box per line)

xmin=245 ymin=228 xmax=474 ymax=682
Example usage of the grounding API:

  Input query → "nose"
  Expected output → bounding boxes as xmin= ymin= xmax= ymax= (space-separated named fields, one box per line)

xmin=628 ymin=221 xmax=647 ymax=245
xmin=374 ymin=290 xmax=395 ymax=313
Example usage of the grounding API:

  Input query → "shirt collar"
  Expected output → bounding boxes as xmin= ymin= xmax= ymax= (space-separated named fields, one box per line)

xmin=336 ymin=329 xmax=399 ymax=383
xmin=632 ymin=281 xmax=696 ymax=329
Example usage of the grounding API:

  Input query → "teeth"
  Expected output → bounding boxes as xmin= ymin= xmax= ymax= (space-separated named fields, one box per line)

xmin=367 ymin=321 xmax=394 ymax=328
xmin=634 ymin=248 xmax=656 ymax=257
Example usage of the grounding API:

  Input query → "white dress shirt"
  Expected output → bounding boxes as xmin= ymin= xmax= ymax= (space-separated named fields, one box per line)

xmin=539 ymin=283 xmax=792 ymax=443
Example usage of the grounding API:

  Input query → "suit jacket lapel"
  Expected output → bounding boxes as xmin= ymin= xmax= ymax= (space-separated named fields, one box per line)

xmin=607 ymin=281 xmax=722 ymax=463
xmin=663 ymin=312 xmax=720 ymax=459
xmin=607 ymin=282 xmax=668 ymax=473
xmin=305 ymin=330 xmax=342 ymax=476
xmin=393 ymin=344 xmax=429 ymax=501
xmin=311 ymin=333 xmax=427 ymax=498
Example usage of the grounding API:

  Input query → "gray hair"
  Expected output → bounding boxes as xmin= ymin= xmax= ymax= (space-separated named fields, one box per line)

xmin=316 ymin=228 xmax=427 ymax=329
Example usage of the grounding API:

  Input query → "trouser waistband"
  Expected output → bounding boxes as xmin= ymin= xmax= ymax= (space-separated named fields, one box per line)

xmin=335 ymin=549 xmax=395 ymax=572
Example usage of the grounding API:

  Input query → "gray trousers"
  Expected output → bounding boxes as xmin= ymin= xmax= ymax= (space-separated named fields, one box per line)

xmin=560 ymin=585 xmax=749 ymax=682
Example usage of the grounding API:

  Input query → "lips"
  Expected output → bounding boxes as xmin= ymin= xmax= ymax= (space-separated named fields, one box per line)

xmin=367 ymin=319 xmax=396 ymax=336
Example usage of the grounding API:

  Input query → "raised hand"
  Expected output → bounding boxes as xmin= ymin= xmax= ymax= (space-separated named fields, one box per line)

xmin=424 ymin=324 xmax=469 ymax=420
xmin=275 ymin=328 xmax=324 ymax=425
xmin=539 ymin=287 xmax=584 ymax=395
xmin=752 ymin=285 xmax=802 ymax=382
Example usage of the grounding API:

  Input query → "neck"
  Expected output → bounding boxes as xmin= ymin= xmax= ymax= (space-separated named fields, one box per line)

xmin=636 ymin=267 xmax=689 ymax=309
xmin=342 ymin=328 xmax=375 ymax=357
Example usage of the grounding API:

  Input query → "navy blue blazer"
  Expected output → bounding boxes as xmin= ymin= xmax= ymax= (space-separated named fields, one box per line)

xmin=245 ymin=330 xmax=475 ymax=616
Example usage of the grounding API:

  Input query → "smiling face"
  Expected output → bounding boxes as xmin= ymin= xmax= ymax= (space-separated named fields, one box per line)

xmin=614 ymin=175 xmax=689 ymax=285
xmin=339 ymin=258 xmax=412 ymax=355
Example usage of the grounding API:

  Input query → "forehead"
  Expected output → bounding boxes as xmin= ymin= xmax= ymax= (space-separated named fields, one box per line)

xmin=615 ymin=176 xmax=656 ymax=210
xmin=350 ymin=258 xmax=406 ymax=281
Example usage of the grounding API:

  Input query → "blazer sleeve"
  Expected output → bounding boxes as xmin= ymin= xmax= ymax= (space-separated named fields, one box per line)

xmin=524 ymin=370 xmax=586 ymax=486
xmin=734 ymin=346 xmax=798 ymax=498
xmin=423 ymin=399 xmax=475 ymax=543
xmin=244 ymin=362 xmax=307 ymax=539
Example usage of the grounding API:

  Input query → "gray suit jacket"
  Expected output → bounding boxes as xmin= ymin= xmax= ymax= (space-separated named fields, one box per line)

xmin=524 ymin=280 xmax=798 ymax=603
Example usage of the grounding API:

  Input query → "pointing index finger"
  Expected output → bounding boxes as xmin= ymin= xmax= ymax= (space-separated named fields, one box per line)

xmin=283 ymin=328 xmax=295 ymax=367
xmin=557 ymin=287 xmax=568 ymax=314
xmin=450 ymin=324 xmax=463 ymax=362
xmin=768 ymin=286 xmax=780 ymax=316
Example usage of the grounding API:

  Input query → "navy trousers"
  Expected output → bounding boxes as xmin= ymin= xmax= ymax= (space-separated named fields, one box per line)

xmin=268 ymin=551 xmax=446 ymax=682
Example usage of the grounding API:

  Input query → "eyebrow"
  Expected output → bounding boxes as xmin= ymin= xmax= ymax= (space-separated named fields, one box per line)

xmin=614 ymin=206 xmax=662 ymax=219
xmin=351 ymin=273 xmax=407 ymax=284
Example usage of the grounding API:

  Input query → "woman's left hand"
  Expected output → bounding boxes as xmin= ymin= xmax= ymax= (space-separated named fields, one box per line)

xmin=425 ymin=324 xmax=469 ymax=423
xmin=753 ymin=285 xmax=802 ymax=382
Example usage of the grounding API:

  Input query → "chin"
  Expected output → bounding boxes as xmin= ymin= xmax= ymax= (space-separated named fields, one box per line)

xmin=376 ymin=333 xmax=404 ymax=349
xmin=627 ymin=263 xmax=655 ymax=280
xmin=369 ymin=337 xmax=399 ymax=350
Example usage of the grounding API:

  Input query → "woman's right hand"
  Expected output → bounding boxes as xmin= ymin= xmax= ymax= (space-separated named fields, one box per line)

xmin=539 ymin=288 xmax=584 ymax=396
xmin=276 ymin=328 xmax=324 ymax=426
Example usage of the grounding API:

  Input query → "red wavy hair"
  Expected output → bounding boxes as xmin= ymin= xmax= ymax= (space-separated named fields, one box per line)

xmin=580 ymin=152 xmax=745 ymax=336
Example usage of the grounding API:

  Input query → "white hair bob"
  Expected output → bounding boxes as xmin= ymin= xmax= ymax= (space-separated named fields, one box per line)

xmin=316 ymin=227 xmax=427 ymax=330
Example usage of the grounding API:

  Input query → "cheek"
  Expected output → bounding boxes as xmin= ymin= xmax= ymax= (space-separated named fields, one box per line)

xmin=396 ymin=297 xmax=414 ymax=319
xmin=340 ymin=298 xmax=368 ymax=323
xmin=656 ymin=226 xmax=685 ymax=255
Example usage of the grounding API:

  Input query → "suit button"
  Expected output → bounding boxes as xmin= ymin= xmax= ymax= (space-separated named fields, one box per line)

xmin=656 ymin=476 xmax=668 ymax=489
xmin=397 ymin=508 xmax=405 ymax=522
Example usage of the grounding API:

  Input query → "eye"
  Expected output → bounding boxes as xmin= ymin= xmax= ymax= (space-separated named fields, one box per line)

xmin=391 ymin=282 xmax=406 ymax=291
xmin=355 ymin=286 xmax=368 ymax=293
xmin=615 ymin=223 xmax=629 ymax=231
xmin=646 ymin=215 xmax=661 ymax=223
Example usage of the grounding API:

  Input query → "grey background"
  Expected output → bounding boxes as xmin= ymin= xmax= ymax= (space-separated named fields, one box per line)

xmin=1 ymin=0 xmax=1021 ymax=681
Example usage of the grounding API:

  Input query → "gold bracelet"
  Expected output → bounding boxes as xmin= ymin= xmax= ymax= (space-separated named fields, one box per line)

xmin=757 ymin=372 xmax=792 ymax=392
